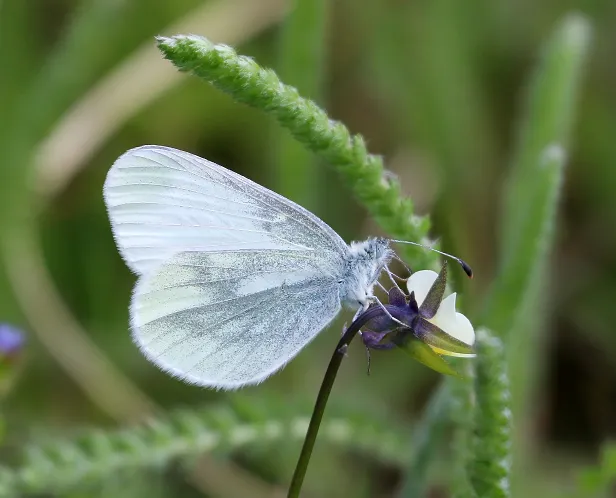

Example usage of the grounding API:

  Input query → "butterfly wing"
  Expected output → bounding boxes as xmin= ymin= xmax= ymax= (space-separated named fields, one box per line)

xmin=104 ymin=145 xmax=348 ymax=275
xmin=131 ymin=249 xmax=342 ymax=388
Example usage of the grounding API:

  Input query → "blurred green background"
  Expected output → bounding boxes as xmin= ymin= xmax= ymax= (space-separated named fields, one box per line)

xmin=0 ymin=0 xmax=614 ymax=496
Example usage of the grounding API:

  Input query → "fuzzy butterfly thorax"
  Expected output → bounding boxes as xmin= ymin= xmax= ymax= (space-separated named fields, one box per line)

xmin=338 ymin=237 xmax=394 ymax=309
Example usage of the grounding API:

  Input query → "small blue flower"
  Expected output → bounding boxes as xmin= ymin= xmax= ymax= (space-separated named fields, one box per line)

xmin=0 ymin=324 xmax=25 ymax=358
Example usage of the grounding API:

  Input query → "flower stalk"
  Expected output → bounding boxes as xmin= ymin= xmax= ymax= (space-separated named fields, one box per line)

xmin=288 ymin=262 xmax=475 ymax=496
xmin=287 ymin=306 xmax=385 ymax=497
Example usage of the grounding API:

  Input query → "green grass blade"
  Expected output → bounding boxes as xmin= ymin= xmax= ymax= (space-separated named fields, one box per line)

xmin=485 ymin=13 xmax=592 ymax=334
xmin=0 ymin=0 xmax=131 ymax=224
xmin=482 ymin=13 xmax=591 ymax=495
xmin=497 ymin=13 xmax=592 ymax=303
xmin=483 ymin=144 xmax=568 ymax=334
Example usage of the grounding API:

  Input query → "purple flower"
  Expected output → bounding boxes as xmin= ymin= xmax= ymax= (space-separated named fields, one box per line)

xmin=358 ymin=262 xmax=475 ymax=376
xmin=0 ymin=324 xmax=25 ymax=358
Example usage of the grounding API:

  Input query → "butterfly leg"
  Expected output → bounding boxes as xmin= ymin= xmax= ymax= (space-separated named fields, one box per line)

xmin=362 ymin=330 xmax=396 ymax=375
xmin=383 ymin=265 xmax=406 ymax=294
xmin=376 ymin=280 xmax=390 ymax=294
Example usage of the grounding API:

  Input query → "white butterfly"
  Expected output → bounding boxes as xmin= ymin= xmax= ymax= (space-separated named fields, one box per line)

xmin=104 ymin=145 xmax=397 ymax=389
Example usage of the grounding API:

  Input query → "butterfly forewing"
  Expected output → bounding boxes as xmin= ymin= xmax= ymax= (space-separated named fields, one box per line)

xmin=104 ymin=146 xmax=348 ymax=275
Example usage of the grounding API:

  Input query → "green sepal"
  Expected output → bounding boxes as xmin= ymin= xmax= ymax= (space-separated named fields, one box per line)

xmin=413 ymin=317 xmax=475 ymax=357
xmin=393 ymin=331 xmax=460 ymax=376
xmin=419 ymin=261 xmax=447 ymax=319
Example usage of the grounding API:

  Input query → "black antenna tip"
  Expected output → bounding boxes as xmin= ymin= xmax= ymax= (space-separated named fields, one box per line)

xmin=459 ymin=259 xmax=473 ymax=278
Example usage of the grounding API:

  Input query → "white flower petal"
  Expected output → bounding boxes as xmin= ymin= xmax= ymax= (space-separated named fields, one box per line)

xmin=406 ymin=270 xmax=438 ymax=307
xmin=437 ymin=292 xmax=458 ymax=320
xmin=430 ymin=292 xmax=475 ymax=347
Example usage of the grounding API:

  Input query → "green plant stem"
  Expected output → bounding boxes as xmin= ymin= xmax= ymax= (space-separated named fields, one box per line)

xmin=501 ymin=13 xmax=591 ymax=260
xmin=288 ymin=305 xmax=405 ymax=497
xmin=481 ymin=15 xmax=590 ymax=492
xmin=286 ymin=335 xmax=354 ymax=497
xmin=287 ymin=309 xmax=373 ymax=497
xmin=156 ymin=35 xmax=436 ymax=269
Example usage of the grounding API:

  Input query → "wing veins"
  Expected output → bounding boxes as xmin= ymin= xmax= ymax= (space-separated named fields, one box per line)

xmin=135 ymin=268 xmax=304 ymax=294
xmin=111 ymin=201 xmax=276 ymax=224
xmin=123 ymin=242 xmax=309 ymax=252
xmin=181 ymin=295 xmax=282 ymax=374
xmin=117 ymin=219 xmax=312 ymax=251
xmin=219 ymin=283 xmax=336 ymax=380
xmin=129 ymin=152 xmax=342 ymax=250
xmin=145 ymin=286 xmax=279 ymax=353
xmin=181 ymin=279 xmax=328 ymax=376
xmin=139 ymin=282 xmax=290 ymax=327
xmin=107 ymin=182 xmax=256 ymax=207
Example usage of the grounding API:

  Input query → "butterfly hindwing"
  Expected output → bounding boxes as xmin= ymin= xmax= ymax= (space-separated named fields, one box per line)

xmin=131 ymin=250 xmax=342 ymax=388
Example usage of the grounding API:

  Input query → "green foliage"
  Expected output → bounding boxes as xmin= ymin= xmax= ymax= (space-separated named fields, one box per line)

xmin=0 ymin=405 xmax=409 ymax=496
xmin=397 ymin=382 xmax=451 ymax=497
xmin=574 ymin=443 xmax=616 ymax=497
xmin=500 ymin=14 xmax=591 ymax=263
xmin=480 ymin=16 xmax=590 ymax=490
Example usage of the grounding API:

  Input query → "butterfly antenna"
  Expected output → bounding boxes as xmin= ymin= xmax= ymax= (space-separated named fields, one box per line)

xmin=389 ymin=239 xmax=473 ymax=278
